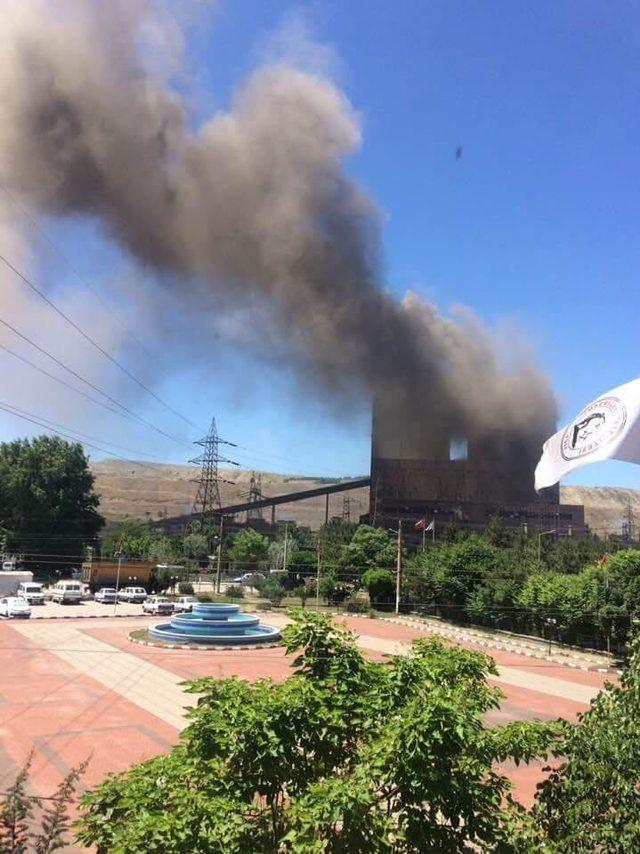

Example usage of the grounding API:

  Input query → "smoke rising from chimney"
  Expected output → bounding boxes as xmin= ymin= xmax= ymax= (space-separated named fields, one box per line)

xmin=0 ymin=0 xmax=556 ymax=451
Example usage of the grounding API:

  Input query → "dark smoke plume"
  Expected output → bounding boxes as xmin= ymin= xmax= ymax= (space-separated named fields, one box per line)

xmin=0 ymin=0 xmax=556 ymax=451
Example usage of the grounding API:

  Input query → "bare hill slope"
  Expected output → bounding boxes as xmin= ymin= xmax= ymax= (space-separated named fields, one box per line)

xmin=90 ymin=460 xmax=369 ymax=529
xmin=91 ymin=459 xmax=639 ymax=534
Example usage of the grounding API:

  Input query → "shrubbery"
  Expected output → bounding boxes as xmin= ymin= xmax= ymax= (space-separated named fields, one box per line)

xmin=225 ymin=585 xmax=244 ymax=599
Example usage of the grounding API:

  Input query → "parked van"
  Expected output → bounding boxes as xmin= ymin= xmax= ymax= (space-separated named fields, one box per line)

xmin=17 ymin=582 xmax=45 ymax=605
xmin=51 ymin=580 xmax=83 ymax=604
xmin=118 ymin=586 xmax=148 ymax=603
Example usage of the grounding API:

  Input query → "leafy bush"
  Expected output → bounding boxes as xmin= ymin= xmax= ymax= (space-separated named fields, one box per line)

xmin=197 ymin=593 xmax=212 ymax=603
xmin=344 ymin=595 xmax=368 ymax=614
xmin=293 ymin=584 xmax=311 ymax=607
xmin=318 ymin=570 xmax=349 ymax=605
xmin=362 ymin=567 xmax=395 ymax=611
xmin=76 ymin=611 xmax=559 ymax=852
xmin=178 ymin=581 xmax=194 ymax=595
xmin=261 ymin=578 xmax=285 ymax=607
xmin=225 ymin=585 xmax=244 ymax=599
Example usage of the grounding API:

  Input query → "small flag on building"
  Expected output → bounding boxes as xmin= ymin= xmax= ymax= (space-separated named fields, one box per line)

xmin=415 ymin=519 xmax=435 ymax=532
xmin=535 ymin=376 xmax=640 ymax=491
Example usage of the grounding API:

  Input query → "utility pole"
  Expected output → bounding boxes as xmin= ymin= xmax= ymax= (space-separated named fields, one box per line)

xmin=395 ymin=518 xmax=403 ymax=615
xmin=215 ymin=516 xmax=224 ymax=594
xmin=316 ymin=537 xmax=321 ymax=611
xmin=283 ymin=524 xmax=289 ymax=574
xmin=113 ymin=546 xmax=123 ymax=616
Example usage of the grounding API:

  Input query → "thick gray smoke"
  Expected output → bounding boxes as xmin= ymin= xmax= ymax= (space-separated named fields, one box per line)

xmin=0 ymin=0 xmax=556 ymax=451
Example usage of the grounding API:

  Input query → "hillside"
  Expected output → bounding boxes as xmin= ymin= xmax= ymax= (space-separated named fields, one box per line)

xmin=90 ymin=459 xmax=640 ymax=535
xmin=90 ymin=460 xmax=370 ymax=529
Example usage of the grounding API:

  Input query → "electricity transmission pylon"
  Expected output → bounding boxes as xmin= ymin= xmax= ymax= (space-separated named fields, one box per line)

xmin=246 ymin=471 xmax=264 ymax=521
xmin=190 ymin=417 xmax=238 ymax=525
xmin=342 ymin=494 xmax=352 ymax=523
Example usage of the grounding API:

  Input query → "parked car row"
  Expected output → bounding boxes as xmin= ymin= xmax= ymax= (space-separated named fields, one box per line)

xmin=93 ymin=588 xmax=199 ymax=613
xmin=0 ymin=586 xmax=200 ymax=620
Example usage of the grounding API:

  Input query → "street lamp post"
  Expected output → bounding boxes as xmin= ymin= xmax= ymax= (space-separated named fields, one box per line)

xmin=113 ymin=552 xmax=123 ymax=616
xmin=545 ymin=617 xmax=557 ymax=656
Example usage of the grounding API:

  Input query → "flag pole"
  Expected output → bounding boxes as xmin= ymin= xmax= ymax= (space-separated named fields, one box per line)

xmin=422 ymin=515 xmax=426 ymax=551
xmin=395 ymin=518 xmax=402 ymax=615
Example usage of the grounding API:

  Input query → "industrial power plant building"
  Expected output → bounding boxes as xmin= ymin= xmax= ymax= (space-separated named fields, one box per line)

xmin=369 ymin=399 xmax=585 ymax=536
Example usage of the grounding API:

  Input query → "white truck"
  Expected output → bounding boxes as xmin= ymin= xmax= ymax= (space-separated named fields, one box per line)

xmin=17 ymin=581 xmax=45 ymax=605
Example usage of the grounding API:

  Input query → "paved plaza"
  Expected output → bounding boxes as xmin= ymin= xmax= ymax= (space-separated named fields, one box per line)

xmin=0 ymin=612 xmax=610 ymax=850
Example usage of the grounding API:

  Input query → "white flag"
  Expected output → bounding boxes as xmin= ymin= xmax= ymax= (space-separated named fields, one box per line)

xmin=535 ymin=376 xmax=640 ymax=491
xmin=425 ymin=520 xmax=434 ymax=532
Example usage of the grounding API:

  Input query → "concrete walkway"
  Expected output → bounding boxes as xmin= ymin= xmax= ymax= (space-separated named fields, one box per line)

xmin=10 ymin=614 xmax=601 ymax=734
xmin=262 ymin=614 xmax=602 ymax=705
xmin=10 ymin=621 xmax=195 ymax=730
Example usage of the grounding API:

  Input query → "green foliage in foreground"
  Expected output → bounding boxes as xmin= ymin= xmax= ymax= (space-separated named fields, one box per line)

xmin=76 ymin=611 xmax=558 ymax=853
xmin=529 ymin=633 xmax=640 ymax=851
xmin=0 ymin=752 xmax=87 ymax=853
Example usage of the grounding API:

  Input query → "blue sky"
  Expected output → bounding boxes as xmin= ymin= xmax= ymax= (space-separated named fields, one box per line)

xmin=1 ymin=0 xmax=638 ymax=488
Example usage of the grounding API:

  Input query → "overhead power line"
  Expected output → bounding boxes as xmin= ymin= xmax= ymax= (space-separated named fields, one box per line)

xmin=0 ymin=401 xmax=171 ymax=473
xmin=0 ymin=181 xmax=156 ymax=362
xmin=0 ymin=399 xmax=170 ymax=462
xmin=0 ymin=312 xmax=192 ymax=449
xmin=0 ymin=236 xmax=197 ymax=430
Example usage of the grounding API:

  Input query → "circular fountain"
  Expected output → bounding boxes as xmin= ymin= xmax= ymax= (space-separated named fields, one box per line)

xmin=147 ymin=602 xmax=281 ymax=647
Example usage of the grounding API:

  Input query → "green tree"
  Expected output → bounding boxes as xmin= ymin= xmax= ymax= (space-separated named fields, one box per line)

xmin=101 ymin=521 xmax=151 ymax=560
xmin=362 ymin=567 xmax=395 ymax=611
xmin=318 ymin=569 xmax=349 ymax=605
xmin=76 ymin=611 xmax=557 ymax=853
xmin=293 ymin=584 xmax=311 ymax=607
xmin=0 ymin=436 xmax=103 ymax=571
xmin=338 ymin=524 xmax=396 ymax=582
xmin=317 ymin=518 xmax=357 ymax=563
xmin=485 ymin=515 xmax=514 ymax=548
xmin=528 ymin=633 xmax=640 ymax=851
xmin=227 ymin=528 xmax=269 ymax=570
xmin=147 ymin=535 xmax=176 ymax=564
xmin=286 ymin=549 xmax=316 ymax=587
xmin=408 ymin=536 xmax=500 ymax=620
xmin=182 ymin=532 xmax=209 ymax=562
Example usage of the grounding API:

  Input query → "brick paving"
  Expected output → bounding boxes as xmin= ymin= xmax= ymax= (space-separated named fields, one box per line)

xmin=0 ymin=613 xmax=611 ymax=850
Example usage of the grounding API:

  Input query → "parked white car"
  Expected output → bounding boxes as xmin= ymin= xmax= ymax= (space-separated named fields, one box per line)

xmin=232 ymin=572 xmax=264 ymax=585
xmin=118 ymin=587 xmax=148 ymax=603
xmin=172 ymin=596 xmax=199 ymax=613
xmin=17 ymin=582 xmax=45 ymax=605
xmin=0 ymin=596 xmax=31 ymax=619
xmin=94 ymin=587 xmax=118 ymax=604
xmin=142 ymin=596 xmax=173 ymax=615
xmin=51 ymin=580 xmax=83 ymax=604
